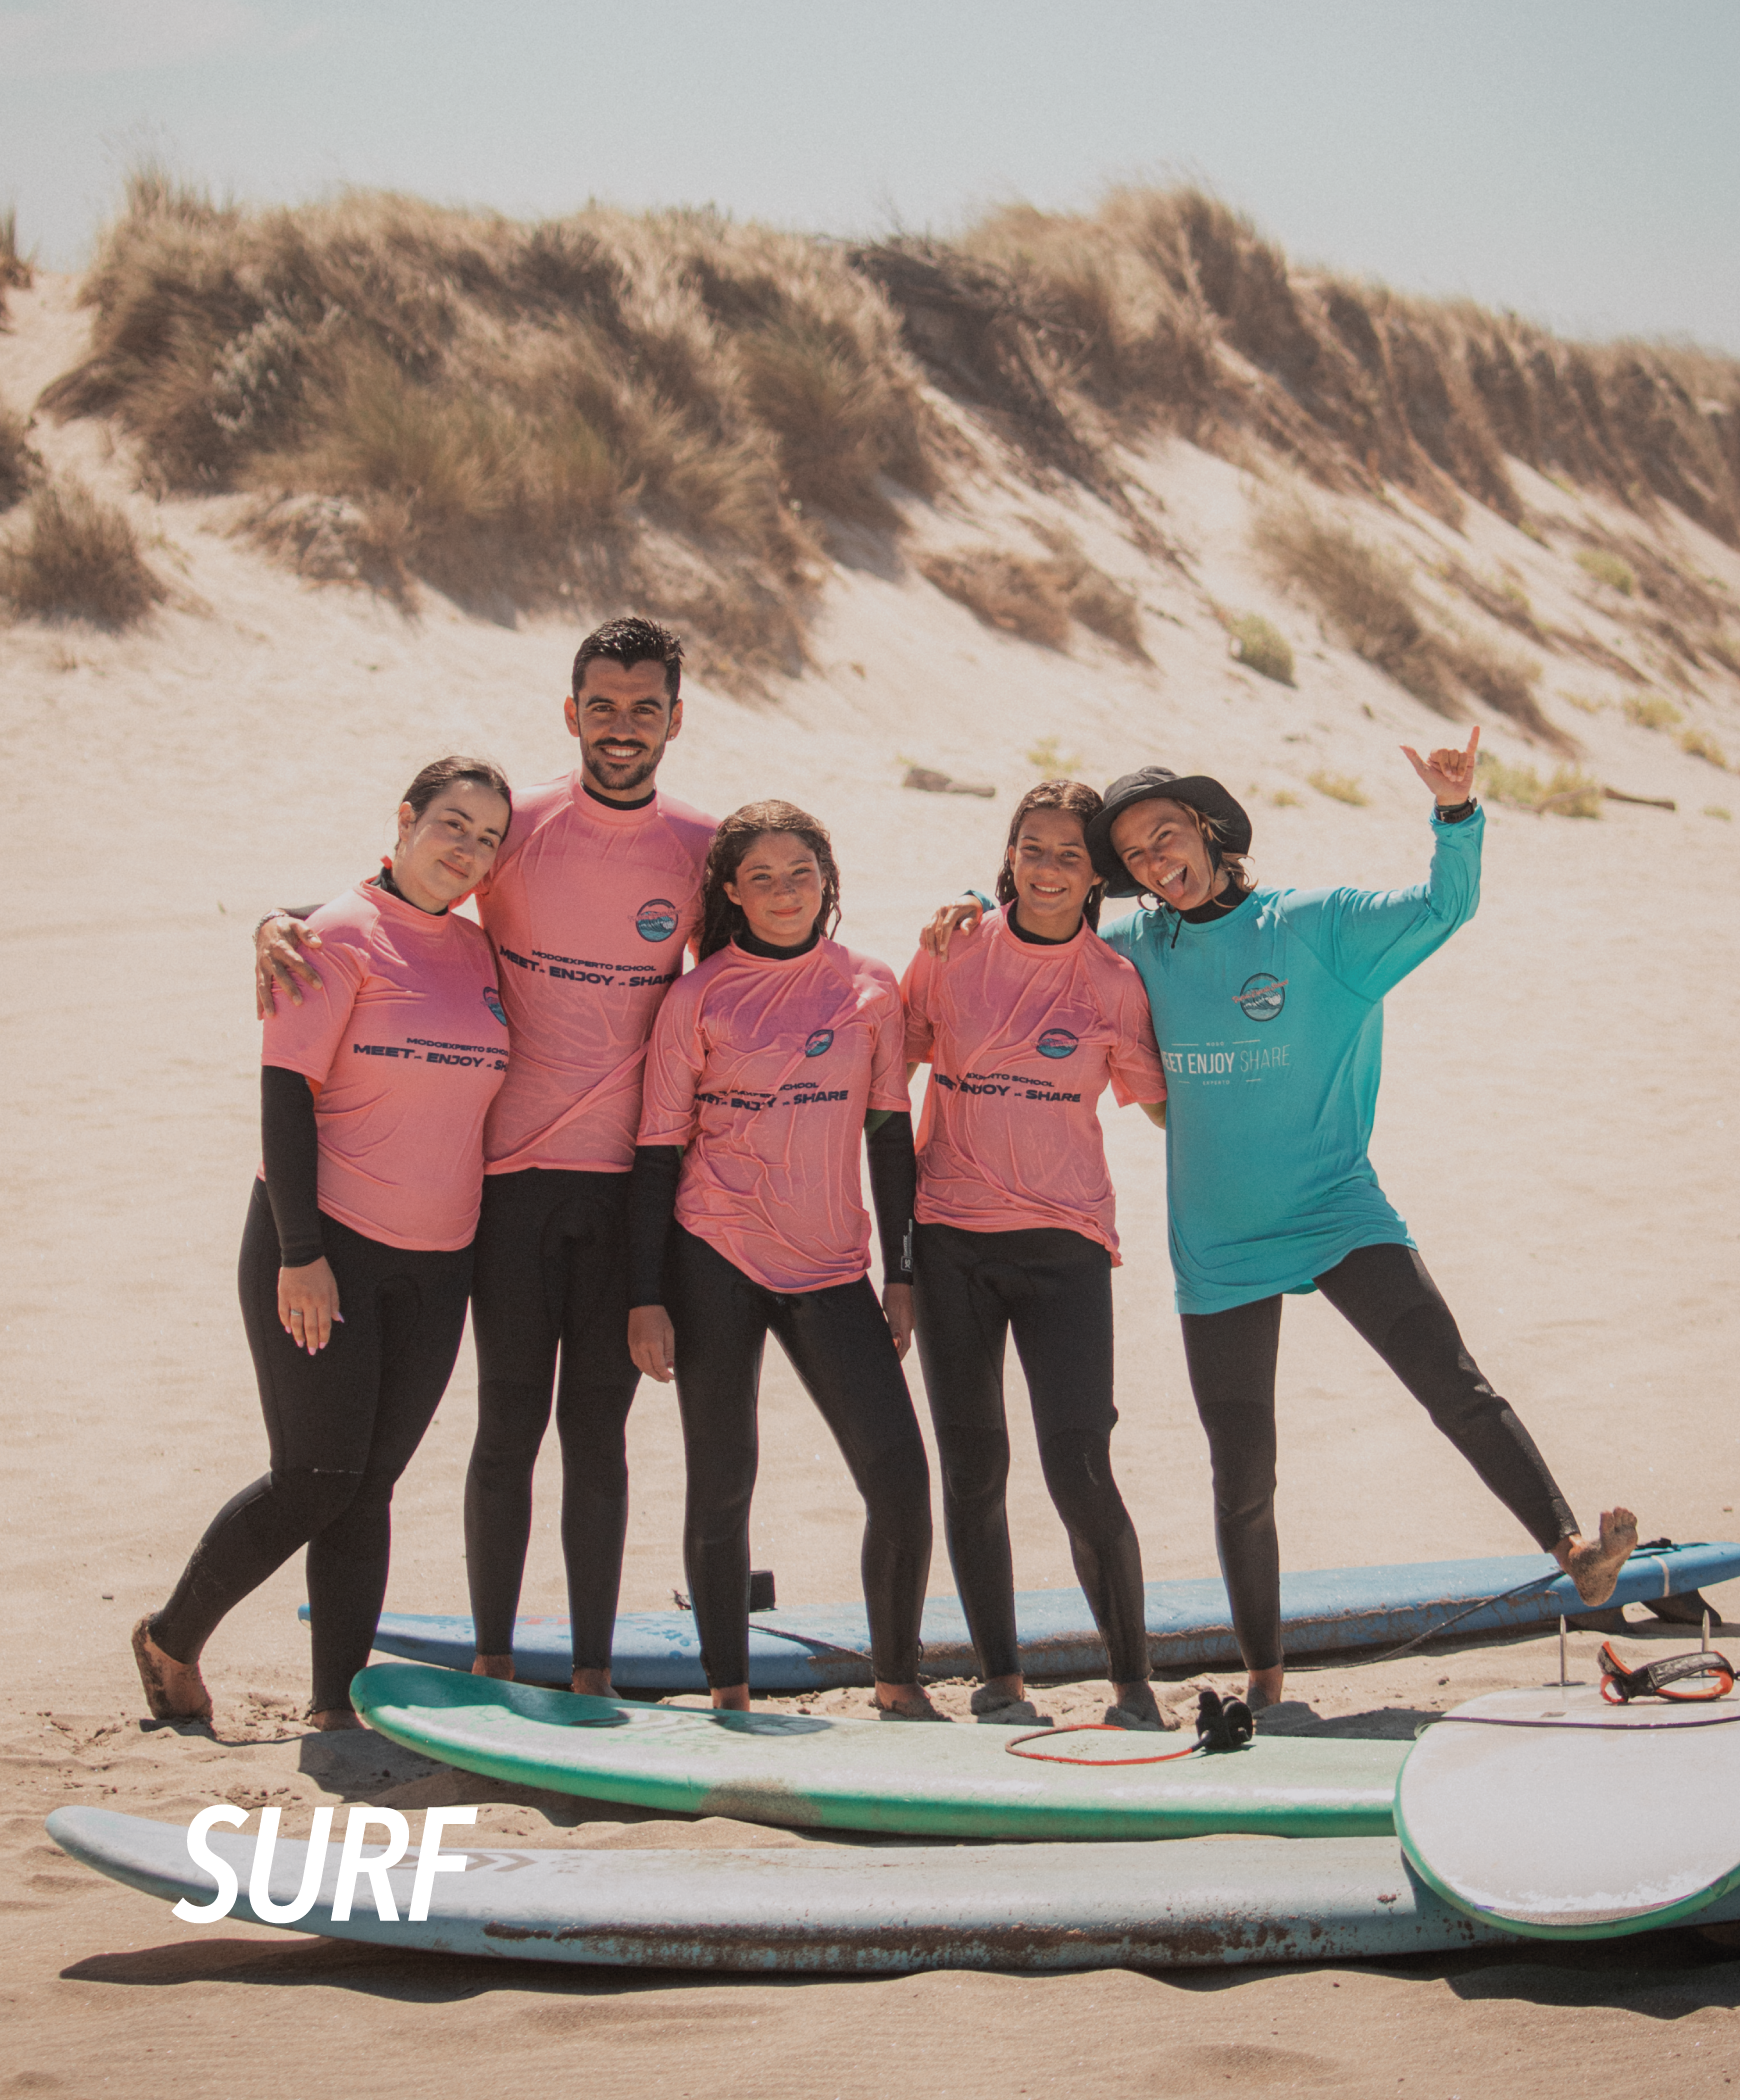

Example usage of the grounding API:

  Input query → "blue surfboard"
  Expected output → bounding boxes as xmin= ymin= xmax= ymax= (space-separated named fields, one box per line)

xmin=310 ymin=1541 xmax=1740 ymax=1693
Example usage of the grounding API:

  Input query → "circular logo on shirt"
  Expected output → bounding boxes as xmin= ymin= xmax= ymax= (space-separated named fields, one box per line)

xmin=804 ymin=1028 xmax=835 ymax=1058
xmin=635 ymin=897 xmax=679 ymax=943
xmin=483 ymin=987 xmax=507 ymax=1028
xmin=1236 ymin=972 xmax=1286 ymax=1023
xmin=1036 ymin=1027 xmax=1079 ymax=1060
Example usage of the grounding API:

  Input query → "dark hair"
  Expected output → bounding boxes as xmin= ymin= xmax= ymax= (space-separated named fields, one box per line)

xmin=572 ymin=616 xmax=684 ymax=705
xmin=401 ymin=755 xmax=512 ymax=822
xmin=699 ymin=800 xmax=842 ymax=960
xmin=995 ymin=779 xmax=1107 ymax=931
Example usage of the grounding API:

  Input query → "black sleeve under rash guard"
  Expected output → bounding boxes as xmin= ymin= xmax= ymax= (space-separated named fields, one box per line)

xmin=261 ymin=1064 xmax=324 ymax=1268
xmin=864 ymin=1110 xmax=916 ymax=1286
xmin=627 ymin=1143 xmax=684 ymax=1309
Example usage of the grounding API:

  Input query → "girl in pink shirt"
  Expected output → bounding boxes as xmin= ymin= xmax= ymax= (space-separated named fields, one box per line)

xmin=628 ymin=802 xmax=937 ymax=1717
xmin=902 ymin=780 xmax=1169 ymax=1730
xmin=132 ymin=758 xmax=511 ymax=1731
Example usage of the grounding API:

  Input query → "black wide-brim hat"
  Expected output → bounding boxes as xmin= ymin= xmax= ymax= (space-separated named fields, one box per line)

xmin=1086 ymin=767 xmax=1253 ymax=897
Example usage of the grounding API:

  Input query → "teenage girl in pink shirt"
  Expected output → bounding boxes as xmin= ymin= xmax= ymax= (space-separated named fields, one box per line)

xmin=132 ymin=758 xmax=512 ymax=1730
xmin=626 ymin=802 xmax=938 ymax=1718
xmin=902 ymin=780 xmax=1170 ymax=1729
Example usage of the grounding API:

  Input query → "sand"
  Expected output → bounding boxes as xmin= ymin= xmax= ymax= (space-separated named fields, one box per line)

xmin=4 ymin=272 xmax=1739 ymax=2095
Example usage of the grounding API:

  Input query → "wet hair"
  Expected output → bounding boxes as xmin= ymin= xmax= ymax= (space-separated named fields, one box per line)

xmin=699 ymin=800 xmax=842 ymax=960
xmin=995 ymin=779 xmax=1107 ymax=931
xmin=1178 ymin=803 xmax=1256 ymax=902
xmin=400 ymin=755 xmax=512 ymax=824
xmin=571 ymin=616 xmax=684 ymax=706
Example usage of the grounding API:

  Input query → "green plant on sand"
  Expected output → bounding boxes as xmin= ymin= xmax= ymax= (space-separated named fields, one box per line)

xmin=1307 ymin=770 xmax=1369 ymax=807
xmin=1576 ymin=548 xmax=1636 ymax=595
xmin=1477 ymin=751 xmax=1602 ymax=818
xmin=0 ymin=394 xmax=39 ymax=511
xmin=1226 ymin=612 xmax=1294 ymax=684
xmin=1680 ymin=729 xmax=1728 ymax=769
xmin=1026 ymin=735 xmax=1084 ymax=777
xmin=1623 ymin=693 xmax=1682 ymax=731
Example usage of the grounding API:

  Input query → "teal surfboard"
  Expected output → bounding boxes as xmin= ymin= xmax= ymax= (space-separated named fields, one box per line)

xmin=336 ymin=1541 xmax=1740 ymax=1693
xmin=351 ymin=1662 xmax=1405 ymax=1841
xmin=1396 ymin=1682 xmax=1740 ymax=1939
xmin=47 ymin=1807 xmax=1740 ymax=1974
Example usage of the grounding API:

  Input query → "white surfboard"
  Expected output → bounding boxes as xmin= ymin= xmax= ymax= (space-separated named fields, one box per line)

xmin=1395 ymin=1682 xmax=1740 ymax=1939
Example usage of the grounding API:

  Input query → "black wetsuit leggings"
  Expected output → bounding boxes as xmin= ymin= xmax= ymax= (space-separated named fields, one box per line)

xmin=913 ymin=1221 xmax=1149 ymax=1686
xmin=152 ymin=1181 xmax=472 ymax=1713
xmin=463 ymin=1168 xmax=642 ymax=1673
xmin=666 ymin=1226 xmax=933 ymax=1689
xmin=1180 ymin=1240 xmax=1579 ymax=1674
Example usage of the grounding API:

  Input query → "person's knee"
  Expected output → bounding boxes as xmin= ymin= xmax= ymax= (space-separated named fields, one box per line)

xmin=860 ymin=1439 xmax=933 ymax=1546
xmin=936 ymin=1427 xmax=1010 ymax=1514
xmin=468 ymin=1383 xmax=552 ymax=1478
xmin=1384 ymin=1301 xmax=1495 ymax=1427
xmin=277 ymin=1466 xmax=364 ymax=1531
xmin=1038 ymin=1431 xmax=1133 ymax=1539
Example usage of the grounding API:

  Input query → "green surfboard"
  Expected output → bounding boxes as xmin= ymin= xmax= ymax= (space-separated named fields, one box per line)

xmin=353 ymin=1663 xmax=1405 ymax=1841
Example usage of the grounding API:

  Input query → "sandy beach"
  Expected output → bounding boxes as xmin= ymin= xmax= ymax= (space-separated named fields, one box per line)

xmin=4 ymin=265 xmax=1740 ymax=2095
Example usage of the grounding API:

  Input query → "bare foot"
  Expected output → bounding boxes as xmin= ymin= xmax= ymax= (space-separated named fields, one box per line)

xmin=1246 ymin=1665 xmax=1285 ymax=1713
xmin=131 ymin=1617 xmax=212 ymax=1723
xmin=710 ymin=1684 xmax=752 ymax=1712
xmin=873 ymin=1681 xmax=946 ymax=1721
xmin=1104 ymin=1681 xmax=1178 ymax=1732
xmin=308 ymin=1708 xmax=367 ymax=1732
xmin=471 ymin=1652 xmax=515 ymax=1681
xmin=571 ymin=1667 xmax=615 ymax=1698
xmin=1555 ymin=1506 xmax=1639 ymax=1607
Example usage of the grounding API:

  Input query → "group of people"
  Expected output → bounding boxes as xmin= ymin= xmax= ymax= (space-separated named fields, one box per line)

xmin=131 ymin=615 xmax=1639 ymax=1737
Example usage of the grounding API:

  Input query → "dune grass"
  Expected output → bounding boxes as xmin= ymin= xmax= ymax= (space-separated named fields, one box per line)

xmin=1226 ymin=612 xmax=1294 ymax=684
xmin=1680 ymin=729 xmax=1728 ymax=768
xmin=0 ymin=474 xmax=166 ymax=626
xmin=1254 ymin=505 xmax=1570 ymax=744
xmin=0 ymin=395 xmax=38 ymax=511
xmin=920 ymin=538 xmax=1146 ymax=656
xmin=36 ymin=171 xmax=1740 ymax=673
xmin=0 ymin=208 xmax=31 ymax=325
xmin=1576 ymin=547 xmax=1636 ymax=595
xmin=1308 ymin=770 xmax=1369 ymax=806
xmin=1624 ymin=693 xmax=1683 ymax=731
xmin=1477 ymin=751 xmax=1602 ymax=817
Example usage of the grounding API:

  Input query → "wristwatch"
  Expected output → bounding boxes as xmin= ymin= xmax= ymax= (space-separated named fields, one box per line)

xmin=1432 ymin=798 xmax=1477 ymax=824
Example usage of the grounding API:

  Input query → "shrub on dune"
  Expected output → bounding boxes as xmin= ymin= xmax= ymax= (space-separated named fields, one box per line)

xmin=0 ymin=474 xmax=166 ymax=626
xmin=0 ymin=395 xmax=40 ymax=511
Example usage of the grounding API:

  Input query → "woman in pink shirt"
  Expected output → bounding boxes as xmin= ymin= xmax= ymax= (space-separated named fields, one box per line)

xmin=627 ymin=802 xmax=937 ymax=1717
xmin=132 ymin=758 xmax=512 ymax=1730
xmin=902 ymin=780 xmax=1169 ymax=1729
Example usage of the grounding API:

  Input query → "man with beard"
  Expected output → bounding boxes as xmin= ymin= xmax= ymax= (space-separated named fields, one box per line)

xmin=256 ymin=618 xmax=714 ymax=1694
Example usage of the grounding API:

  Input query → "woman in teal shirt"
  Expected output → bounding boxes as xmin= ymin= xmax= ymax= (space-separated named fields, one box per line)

xmin=928 ymin=728 xmax=1636 ymax=1712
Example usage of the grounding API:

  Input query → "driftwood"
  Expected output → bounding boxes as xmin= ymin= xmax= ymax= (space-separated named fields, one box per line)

xmin=1601 ymin=786 xmax=1677 ymax=811
xmin=903 ymin=765 xmax=996 ymax=799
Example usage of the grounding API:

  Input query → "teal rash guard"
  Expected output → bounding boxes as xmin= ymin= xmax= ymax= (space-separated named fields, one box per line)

xmin=1099 ymin=809 xmax=1484 ymax=1316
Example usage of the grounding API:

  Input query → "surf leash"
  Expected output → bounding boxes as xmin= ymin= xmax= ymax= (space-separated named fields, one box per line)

xmin=1004 ymin=1689 xmax=1254 ymax=1766
xmin=1598 ymin=1639 xmax=1736 ymax=1704
xmin=1363 ymin=1538 xmax=1685 ymax=1664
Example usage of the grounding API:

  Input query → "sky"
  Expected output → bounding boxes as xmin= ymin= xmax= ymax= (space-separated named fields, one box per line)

xmin=3 ymin=0 xmax=1738 ymax=353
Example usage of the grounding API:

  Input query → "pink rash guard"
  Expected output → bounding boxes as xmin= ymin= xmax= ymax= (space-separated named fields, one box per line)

xmin=260 ymin=881 xmax=509 ymax=1251
xmin=637 ymin=938 xmax=910 ymax=1294
xmin=900 ymin=905 xmax=1166 ymax=1257
xmin=475 ymin=775 xmax=715 ymax=1176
